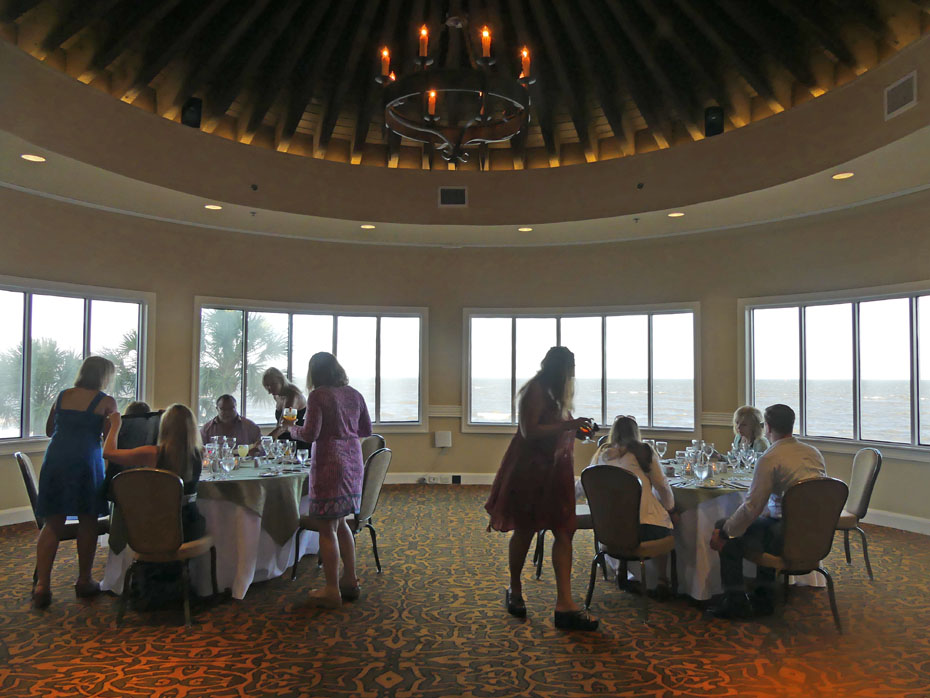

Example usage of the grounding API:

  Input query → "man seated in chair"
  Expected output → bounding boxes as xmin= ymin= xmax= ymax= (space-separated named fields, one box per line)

xmin=709 ymin=404 xmax=826 ymax=619
xmin=200 ymin=394 xmax=261 ymax=454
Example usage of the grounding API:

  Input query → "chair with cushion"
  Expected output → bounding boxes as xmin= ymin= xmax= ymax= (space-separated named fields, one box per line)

xmin=16 ymin=452 xmax=110 ymax=583
xmin=111 ymin=468 xmax=218 ymax=627
xmin=292 ymin=447 xmax=393 ymax=579
xmin=581 ymin=464 xmax=677 ymax=623
xmin=836 ymin=448 xmax=882 ymax=580
xmin=361 ymin=434 xmax=385 ymax=466
xmin=745 ymin=476 xmax=848 ymax=633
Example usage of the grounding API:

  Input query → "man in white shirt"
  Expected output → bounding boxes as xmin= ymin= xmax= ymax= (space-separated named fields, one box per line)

xmin=709 ymin=404 xmax=826 ymax=619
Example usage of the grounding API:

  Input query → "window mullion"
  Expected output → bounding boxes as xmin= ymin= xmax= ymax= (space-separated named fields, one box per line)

xmin=511 ymin=317 xmax=517 ymax=425
xmin=853 ymin=303 xmax=862 ymax=440
xmin=910 ymin=296 xmax=919 ymax=446
xmin=747 ymin=309 xmax=754 ymax=405
xmin=136 ymin=304 xmax=144 ymax=401
xmin=83 ymin=298 xmax=92 ymax=359
xmin=798 ymin=306 xmax=806 ymax=436
xmin=241 ymin=312 xmax=249 ymax=418
xmin=647 ymin=314 xmax=654 ymax=428
xmin=375 ymin=316 xmax=382 ymax=424
xmin=287 ymin=314 xmax=293 ymax=383
xmin=22 ymin=293 xmax=32 ymax=439
xmin=601 ymin=315 xmax=607 ymax=428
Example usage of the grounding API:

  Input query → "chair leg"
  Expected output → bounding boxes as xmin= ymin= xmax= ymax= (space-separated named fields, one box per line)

xmin=292 ymin=529 xmax=303 ymax=581
xmin=32 ymin=566 xmax=38 ymax=588
xmin=595 ymin=535 xmax=608 ymax=581
xmin=844 ymin=530 xmax=851 ymax=564
xmin=856 ymin=527 xmax=874 ymax=581
xmin=585 ymin=552 xmax=603 ymax=609
xmin=783 ymin=570 xmax=790 ymax=602
xmin=209 ymin=547 xmax=219 ymax=596
xmin=366 ymin=522 xmax=382 ymax=573
xmin=817 ymin=567 xmax=842 ymax=634
xmin=639 ymin=559 xmax=649 ymax=624
xmin=181 ymin=561 xmax=192 ymax=628
xmin=670 ymin=549 xmax=678 ymax=595
xmin=534 ymin=530 xmax=546 ymax=580
xmin=116 ymin=562 xmax=135 ymax=627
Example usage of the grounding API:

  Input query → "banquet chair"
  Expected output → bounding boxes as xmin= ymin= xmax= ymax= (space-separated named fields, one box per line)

xmin=581 ymin=464 xmax=677 ymax=623
xmin=105 ymin=411 xmax=163 ymax=499
xmin=532 ymin=506 xmax=602 ymax=581
xmin=361 ymin=434 xmax=385 ymax=465
xmin=111 ymin=469 xmax=218 ymax=627
xmin=292 ymin=447 xmax=393 ymax=579
xmin=16 ymin=452 xmax=110 ymax=584
xmin=745 ymin=477 xmax=848 ymax=633
xmin=835 ymin=448 xmax=882 ymax=580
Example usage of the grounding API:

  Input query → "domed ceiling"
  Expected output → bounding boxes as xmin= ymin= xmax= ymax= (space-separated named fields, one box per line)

xmin=2 ymin=0 xmax=927 ymax=172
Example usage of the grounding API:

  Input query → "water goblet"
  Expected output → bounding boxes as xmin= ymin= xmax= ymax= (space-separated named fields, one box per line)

xmin=220 ymin=456 xmax=235 ymax=480
xmin=260 ymin=435 xmax=274 ymax=459
xmin=656 ymin=441 xmax=668 ymax=459
xmin=296 ymin=449 xmax=309 ymax=467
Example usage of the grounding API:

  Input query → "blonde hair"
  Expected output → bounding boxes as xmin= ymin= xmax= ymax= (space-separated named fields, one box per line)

xmin=592 ymin=415 xmax=653 ymax=471
xmin=156 ymin=404 xmax=202 ymax=482
xmin=262 ymin=367 xmax=288 ymax=392
xmin=74 ymin=356 xmax=115 ymax=391
xmin=733 ymin=405 xmax=764 ymax=441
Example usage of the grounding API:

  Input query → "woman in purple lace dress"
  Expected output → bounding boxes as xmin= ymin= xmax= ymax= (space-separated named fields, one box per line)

xmin=289 ymin=352 xmax=371 ymax=608
xmin=485 ymin=346 xmax=598 ymax=631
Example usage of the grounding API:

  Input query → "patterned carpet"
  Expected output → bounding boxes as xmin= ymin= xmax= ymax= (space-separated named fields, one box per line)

xmin=0 ymin=485 xmax=928 ymax=698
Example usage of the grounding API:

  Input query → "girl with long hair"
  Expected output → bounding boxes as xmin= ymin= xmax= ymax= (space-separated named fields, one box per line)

xmin=32 ymin=356 xmax=118 ymax=608
xmin=262 ymin=367 xmax=308 ymax=441
xmin=484 ymin=346 xmax=599 ymax=631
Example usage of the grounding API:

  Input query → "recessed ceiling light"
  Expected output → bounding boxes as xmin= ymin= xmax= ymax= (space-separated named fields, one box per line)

xmin=832 ymin=172 xmax=855 ymax=180
xmin=204 ymin=204 xmax=223 ymax=210
xmin=360 ymin=224 xmax=376 ymax=230
xmin=20 ymin=154 xmax=46 ymax=162
xmin=518 ymin=227 xmax=533 ymax=232
xmin=668 ymin=212 xmax=685 ymax=218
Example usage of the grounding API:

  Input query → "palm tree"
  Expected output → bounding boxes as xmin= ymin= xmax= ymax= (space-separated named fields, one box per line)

xmin=97 ymin=329 xmax=139 ymax=411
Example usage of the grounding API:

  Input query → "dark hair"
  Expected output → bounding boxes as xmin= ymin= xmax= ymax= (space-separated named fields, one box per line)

xmin=626 ymin=440 xmax=654 ymax=473
xmin=216 ymin=394 xmax=237 ymax=406
xmin=517 ymin=346 xmax=574 ymax=411
xmin=764 ymin=404 xmax=795 ymax=436
xmin=307 ymin=352 xmax=349 ymax=390
xmin=123 ymin=401 xmax=151 ymax=416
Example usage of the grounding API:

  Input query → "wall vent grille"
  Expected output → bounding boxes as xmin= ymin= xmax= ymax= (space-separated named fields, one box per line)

xmin=885 ymin=71 xmax=917 ymax=120
xmin=439 ymin=187 xmax=468 ymax=207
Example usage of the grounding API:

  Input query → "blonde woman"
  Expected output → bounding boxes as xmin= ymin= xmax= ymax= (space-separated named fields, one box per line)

xmin=262 ymin=367 xmax=308 ymax=440
xmin=731 ymin=406 xmax=770 ymax=454
xmin=485 ymin=346 xmax=598 ymax=631
xmin=32 ymin=356 xmax=118 ymax=608
xmin=103 ymin=403 xmax=206 ymax=542
xmin=592 ymin=415 xmax=676 ymax=597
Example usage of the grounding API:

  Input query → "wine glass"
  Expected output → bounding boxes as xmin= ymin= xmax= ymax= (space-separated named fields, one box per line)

xmin=656 ymin=441 xmax=668 ymax=459
xmin=283 ymin=407 xmax=298 ymax=428
xmin=219 ymin=455 xmax=235 ymax=480
xmin=237 ymin=443 xmax=249 ymax=459
xmin=296 ymin=449 xmax=309 ymax=467
xmin=578 ymin=419 xmax=597 ymax=444
xmin=694 ymin=458 xmax=709 ymax=483
xmin=260 ymin=435 xmax=274 ymax=458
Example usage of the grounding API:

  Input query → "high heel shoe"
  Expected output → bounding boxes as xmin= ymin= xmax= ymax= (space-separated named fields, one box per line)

xmin=32 ymin=588 xmax=52 ymax=610
xmin=554 ymin=609 xmax=599 ymax=631
xmin=505 ymin=588 xmax=527 ymax=618
xmin=74 ymin=581 xmax=101 ymax=599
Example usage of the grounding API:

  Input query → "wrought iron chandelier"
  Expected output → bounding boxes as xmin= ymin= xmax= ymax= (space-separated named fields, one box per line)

xmin=377 ymin=8 xmax=533 ymax=165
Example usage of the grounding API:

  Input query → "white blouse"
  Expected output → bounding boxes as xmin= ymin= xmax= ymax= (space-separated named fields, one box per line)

xmin=595 ymin=449 xmax=674 ymax=529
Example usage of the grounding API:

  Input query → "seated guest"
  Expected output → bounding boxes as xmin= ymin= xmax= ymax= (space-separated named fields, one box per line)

xmin=103 ymin=404 xmax=206 ymax=542
xmin=200 ymin=394 xmax=261 ymax=454
xmin=124 ymin=401 xmax=152 ymax=416
xmin=731 ymin=405 xmax=770 ymax=454
xmin=262 ymin=367 xmax=308 ymax=445
xmin=591 ymin=415 xmax=677 ymax=596
xmin=710 ymin=404 xmax=826 ymax=619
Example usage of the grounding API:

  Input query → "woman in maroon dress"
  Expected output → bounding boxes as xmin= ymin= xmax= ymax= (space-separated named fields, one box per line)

xmin=289 ymin=352 xmax=371 ymax=608
xmin=485 ymin=346 xmax=598 ymax=631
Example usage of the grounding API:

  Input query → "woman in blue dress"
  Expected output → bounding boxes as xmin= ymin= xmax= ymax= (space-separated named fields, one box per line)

xmin=33 ymin=356 xmax=118 ymax=608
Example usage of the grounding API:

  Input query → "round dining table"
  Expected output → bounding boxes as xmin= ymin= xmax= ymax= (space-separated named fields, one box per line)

xmin=101 ymin=465 xmax=320 ymax=600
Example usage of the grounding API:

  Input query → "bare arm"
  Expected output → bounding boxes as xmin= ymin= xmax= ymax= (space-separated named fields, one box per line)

xmin=102 ymin=412 xmax=158 ymax=467
xmin=518 ymin=383 xmax=589 ymax=441
xmin=647 ymin=456 xmax=675 ymax=511
xmin=45 ymin=405 xmax=56 ymax=438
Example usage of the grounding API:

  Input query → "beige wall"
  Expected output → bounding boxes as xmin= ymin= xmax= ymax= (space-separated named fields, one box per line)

xmin=2 ymin=184 xmax=929 ymax=520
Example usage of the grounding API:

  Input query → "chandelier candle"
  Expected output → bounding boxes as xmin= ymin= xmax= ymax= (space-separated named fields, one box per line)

xmin=381 ymin=47 xmax=390 ymax=76
xmin=419 ymin=26 xmax=429 ymax=57
xmin=521 ymin=48 xmax=530 ymax=78
xmin=481 ymin=26 xmax=491 ymax=57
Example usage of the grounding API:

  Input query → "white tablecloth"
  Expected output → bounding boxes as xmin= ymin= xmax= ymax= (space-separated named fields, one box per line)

xmin=606 ymin=490 xmax=824 ymax=600
xmin=101 ymin=495 xmax=319 ymax=600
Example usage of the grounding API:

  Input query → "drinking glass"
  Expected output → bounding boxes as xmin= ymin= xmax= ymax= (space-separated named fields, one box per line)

xmin=694 ymin=460 xmax=710 ymax=483
xmin=237 ymin=444 xmax=250 ymax=459
xmin=220 ymin=456 xmax=235 ymax=480
xmin=202 ymin=455 xmax=213 ymax=481
xmin=703 ymin=442 xmax=715 ymax=461
xmin=227 ymin=436 xmax=237 ymax=451
xmin=655 ymin=441 xmax=668 ymax=459
xmin=283 ymin=407 xmax=298 ymax=426
xmin=260 ymin=435 xmax=274 ymax=458
xmin=578 ymin=420 xmax=597 ymax=444
xmin=296 ymin=449 xmax=309 ymax=467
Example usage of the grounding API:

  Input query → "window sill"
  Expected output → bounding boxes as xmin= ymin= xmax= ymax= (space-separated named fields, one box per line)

xmin=802 ymin=437 xmax=930 ymax=463
xmin=0 ymin=437 xmax=50 ymax=456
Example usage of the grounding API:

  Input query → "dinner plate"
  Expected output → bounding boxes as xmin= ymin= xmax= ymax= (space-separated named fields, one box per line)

xmin=698 ymin=482 xmax=723 ymax=489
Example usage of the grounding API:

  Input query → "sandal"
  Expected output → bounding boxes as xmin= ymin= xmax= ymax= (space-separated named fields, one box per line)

xmin=506 ymin=588 xmax=527 ymax=618
xmin=554 ymin=609 xmax=599 ymax=631
xmin=304 ymin=589 xmax=342 ymax=609
xmin=340 ymin=584 xmax=361 ymax=601
xmin=74 ymin=581 xmax=101 ymax=599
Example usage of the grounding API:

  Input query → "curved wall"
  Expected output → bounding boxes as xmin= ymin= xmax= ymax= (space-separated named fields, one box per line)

xmin=2 ymin=184 xmax=929 ymax=524
xmin=1 ymin=38 xmax=929 ymax=228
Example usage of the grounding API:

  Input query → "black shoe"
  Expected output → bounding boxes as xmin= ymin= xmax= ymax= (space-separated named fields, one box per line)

xmin=648 ymin=583 xmax=673 ymax=602
xmin=750 ymin=589 xmax=775 ymax=617
xmin=554 ymin=609 xmax=599 ymax=631
xmin=709 ymin=593 xmax=755 ymax=620
xmin=506 ymin=588 xmax=526 ymax=618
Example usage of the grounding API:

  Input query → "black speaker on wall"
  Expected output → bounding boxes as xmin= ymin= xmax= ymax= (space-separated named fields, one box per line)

xmin=181 ymin=97 xmax=202 ymax=128
xmin=704 ymin=106 xmax=724 ymax=137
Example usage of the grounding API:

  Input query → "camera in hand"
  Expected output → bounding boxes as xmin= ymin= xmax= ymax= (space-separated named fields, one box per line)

xmin=576 ymin=421 xmax=599 ymax=441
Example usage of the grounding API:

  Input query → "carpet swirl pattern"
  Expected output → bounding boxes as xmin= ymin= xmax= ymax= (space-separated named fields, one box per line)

xmin=0 ymin=485 xmax=928 ymax=697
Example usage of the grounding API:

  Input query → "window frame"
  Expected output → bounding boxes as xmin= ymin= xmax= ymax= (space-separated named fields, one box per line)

xmin=739 ymin=280 xmax=930 ymax=458
xmin=0 ymin=274 xmax=154 ymax=452
xmin=462 ymin=303 xmax=701 ymax=437
xmin=193 ymin=296 xmax=428 ymax=433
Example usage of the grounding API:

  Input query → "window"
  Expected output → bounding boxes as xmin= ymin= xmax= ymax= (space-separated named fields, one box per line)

xmin=747 ymin=290 xmax=930 ymax=446
xmin=197 ymin=302 xmax=425 ymax=426
xmin=466 ymin=308 xmax=698 ymax=430
xmin=0 ymin=282 xmax=146 ymax=440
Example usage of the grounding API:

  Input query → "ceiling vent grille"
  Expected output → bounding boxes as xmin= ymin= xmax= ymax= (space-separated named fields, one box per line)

xmin=439 ymin=186 xmax=468 ymax=207
xmin=885 ymin=71 xmax=917 ymax=120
